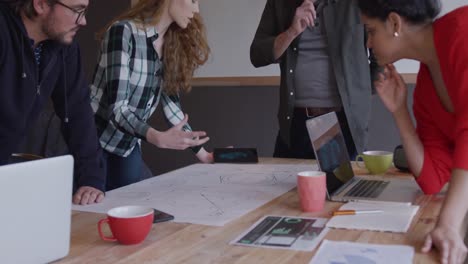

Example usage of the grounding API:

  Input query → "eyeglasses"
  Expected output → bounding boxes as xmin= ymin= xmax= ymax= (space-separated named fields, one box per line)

xmin=53 ymin=1 xmax=88 ymax=24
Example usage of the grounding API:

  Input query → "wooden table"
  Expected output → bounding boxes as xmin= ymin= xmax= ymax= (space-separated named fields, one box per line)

xmin=58 ymin=158 xmax=444 ymax=264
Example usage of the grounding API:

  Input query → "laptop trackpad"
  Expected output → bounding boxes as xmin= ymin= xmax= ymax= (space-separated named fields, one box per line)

xmin=358 ymin=177 xmax=422 ymax=203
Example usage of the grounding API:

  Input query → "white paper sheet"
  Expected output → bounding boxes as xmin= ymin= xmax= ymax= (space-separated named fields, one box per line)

xmin=326 ymin=201 xmax=419 ymax=232
xmin=310 ymin=240 xmax=414 ymax=264
xmin=72 ymin=163 xmax=317 ymax=226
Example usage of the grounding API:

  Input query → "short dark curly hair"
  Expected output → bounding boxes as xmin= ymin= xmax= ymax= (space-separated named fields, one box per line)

xmin=8 ymin=0 xmax=55 ymax=19
xmin=357 ymin=0 xmax=441 ymax=24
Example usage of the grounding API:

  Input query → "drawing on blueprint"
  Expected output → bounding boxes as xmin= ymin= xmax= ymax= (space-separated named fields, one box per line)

xmin=73 ymin=163 xmax=317 ymax=226
xmin=115 ymin=191 xmax=152 ymax=200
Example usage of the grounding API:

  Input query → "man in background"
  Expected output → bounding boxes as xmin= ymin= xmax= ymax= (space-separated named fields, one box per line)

xmin=251 ymin=0 xmax=379 ymax=159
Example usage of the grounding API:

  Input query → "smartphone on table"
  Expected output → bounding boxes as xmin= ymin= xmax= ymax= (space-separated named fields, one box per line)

xmin=153 ymin=209 xmax=174 ymax=223
xmin=213 ymin=148 xmax=259 ymax=163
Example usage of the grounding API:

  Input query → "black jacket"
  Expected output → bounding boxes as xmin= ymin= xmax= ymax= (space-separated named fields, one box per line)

xmin=0 ymin=3 xmax=105 ymax=191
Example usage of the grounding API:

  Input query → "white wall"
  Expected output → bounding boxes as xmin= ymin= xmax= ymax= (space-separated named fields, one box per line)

xmin=394 ymin=0 xmax=467 ymax=73
xmin=197 ymin=0 xmax=467 ymax=77
xmin=196 ymin=0 xmax=279 ymax=77
xmin=440 ymin=0 xmax=467 ymax=15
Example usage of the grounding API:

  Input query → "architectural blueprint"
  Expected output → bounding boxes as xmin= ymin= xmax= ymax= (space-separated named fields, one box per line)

xmin=73 ymin=163 xmax=317 ymax=226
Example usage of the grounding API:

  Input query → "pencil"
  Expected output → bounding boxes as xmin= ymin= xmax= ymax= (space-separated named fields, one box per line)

xmin=332 ymin=210 xmax=383 ymax=216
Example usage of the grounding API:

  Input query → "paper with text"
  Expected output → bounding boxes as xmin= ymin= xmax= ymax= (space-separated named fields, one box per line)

xmin=231 ymin=215 xmax=329 ymax=251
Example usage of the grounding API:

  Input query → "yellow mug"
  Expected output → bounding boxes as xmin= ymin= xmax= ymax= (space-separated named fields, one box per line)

xmin=356 ymin=150 xmax=393 ymax=174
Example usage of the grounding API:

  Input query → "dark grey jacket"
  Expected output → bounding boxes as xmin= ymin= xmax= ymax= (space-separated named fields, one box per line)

xmin=250 ymin=0 xmax=379 ymax=153
xmin=0 ymin=3 xmax=105 ymax=191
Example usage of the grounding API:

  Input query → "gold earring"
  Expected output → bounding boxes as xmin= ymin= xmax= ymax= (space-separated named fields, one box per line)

xmin=394 ymin=32 xmax=399 ymax=37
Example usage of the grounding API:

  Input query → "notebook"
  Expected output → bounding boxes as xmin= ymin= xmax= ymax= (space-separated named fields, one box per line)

xmin=0 ymin=155 xmax=74 ymax=264
xmin=326 ymin=201 xmax=419 ymax=232
xmin=305 ymin=112 xmax=422 ymax=203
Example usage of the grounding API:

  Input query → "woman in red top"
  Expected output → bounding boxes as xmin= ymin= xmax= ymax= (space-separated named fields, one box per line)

xmin=357 ymin=0 xmax=468 ymax=263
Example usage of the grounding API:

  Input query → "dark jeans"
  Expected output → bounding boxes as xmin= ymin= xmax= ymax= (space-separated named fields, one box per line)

xmin=103 ymin=146 xmax=142 ymax=191
xmin=273 ymin=109 xmax=357 ymax=160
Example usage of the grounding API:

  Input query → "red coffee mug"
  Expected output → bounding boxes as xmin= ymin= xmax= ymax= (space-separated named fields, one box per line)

xmin=98 ymin=205 xmax=154 ymax=245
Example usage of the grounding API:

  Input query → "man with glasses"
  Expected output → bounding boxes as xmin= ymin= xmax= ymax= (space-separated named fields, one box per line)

xmin=0 ymin=0 xmax=106 ymax=205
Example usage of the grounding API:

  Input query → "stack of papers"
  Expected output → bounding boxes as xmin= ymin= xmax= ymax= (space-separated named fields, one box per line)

xmin=326 ymin=201 xmax=419 ymax=232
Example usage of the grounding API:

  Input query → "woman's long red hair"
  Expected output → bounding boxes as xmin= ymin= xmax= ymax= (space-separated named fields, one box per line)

xmin=98 ymin=0 xmax=210 ymax=95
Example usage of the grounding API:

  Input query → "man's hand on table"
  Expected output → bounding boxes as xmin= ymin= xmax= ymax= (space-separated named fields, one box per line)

xmin=73 ymin=186 xmax=105 ymax=205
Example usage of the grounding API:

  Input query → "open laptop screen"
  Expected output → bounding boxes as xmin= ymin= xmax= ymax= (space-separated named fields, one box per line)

xmin=306 ymin=112 xmax=354 ymax=195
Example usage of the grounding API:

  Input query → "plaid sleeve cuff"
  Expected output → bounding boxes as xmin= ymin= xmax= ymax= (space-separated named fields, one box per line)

xmin=135 ymin=122 xmax=151 ymax=141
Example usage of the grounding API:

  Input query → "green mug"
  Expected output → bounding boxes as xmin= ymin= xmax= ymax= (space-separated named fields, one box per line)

xmin=356 ymin=150 xmax=393 ymax=174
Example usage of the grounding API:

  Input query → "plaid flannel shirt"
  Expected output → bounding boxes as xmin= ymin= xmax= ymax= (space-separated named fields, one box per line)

xmin=90 ymin=20 xmax=200 ymax=157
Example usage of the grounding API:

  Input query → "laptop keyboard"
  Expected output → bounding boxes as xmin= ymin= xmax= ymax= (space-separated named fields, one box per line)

xmin=344 ymin=179 xmax=390 ymax=198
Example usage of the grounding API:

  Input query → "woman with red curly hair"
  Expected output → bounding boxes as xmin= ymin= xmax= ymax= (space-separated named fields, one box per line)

xmin=90 ymin=0 xmax=212 ymax=190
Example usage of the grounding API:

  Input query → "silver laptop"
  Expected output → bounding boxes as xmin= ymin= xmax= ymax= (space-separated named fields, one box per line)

xmin=306 ymin=112 xmax=422 ymax=203
xmin=0 ymin=155 xmax=74 ymax=264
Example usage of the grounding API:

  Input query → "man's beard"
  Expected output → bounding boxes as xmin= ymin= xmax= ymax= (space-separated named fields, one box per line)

xmin=42 ymin=17 xmax=78 ymax=45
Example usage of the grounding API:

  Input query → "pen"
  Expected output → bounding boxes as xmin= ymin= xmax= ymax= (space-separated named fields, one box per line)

xmin=332 ymin=210 xmax=383 ymax=216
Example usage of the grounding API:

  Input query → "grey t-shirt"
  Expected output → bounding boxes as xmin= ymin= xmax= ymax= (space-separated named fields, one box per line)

xmin=294 ymin=26 xmax=341 ymax=108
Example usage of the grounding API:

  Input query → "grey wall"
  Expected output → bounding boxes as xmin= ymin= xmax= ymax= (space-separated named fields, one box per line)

xmin=367 ymin=85 xmax=416 ymax=151
xmin=142 ymin=85 xmax=415 ymax=176
xmin=142 ymin=86 xmax=279 ymax=175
